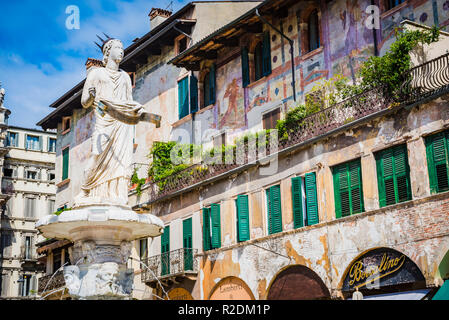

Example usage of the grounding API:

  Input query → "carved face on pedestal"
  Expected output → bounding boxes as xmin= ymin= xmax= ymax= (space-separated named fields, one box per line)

xmin=96 ymin=262 xmax=120 ymax=294
xmin=64 ymin=265 xmax=81 ymax=294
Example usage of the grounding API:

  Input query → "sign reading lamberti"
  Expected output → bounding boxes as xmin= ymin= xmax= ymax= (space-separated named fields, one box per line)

xmin=342 ymin=248 xmax=425 ymax=291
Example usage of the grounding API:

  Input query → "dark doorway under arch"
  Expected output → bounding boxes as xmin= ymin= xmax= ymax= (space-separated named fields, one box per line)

xmin=267 ymin=265 xmax=330 ymax=300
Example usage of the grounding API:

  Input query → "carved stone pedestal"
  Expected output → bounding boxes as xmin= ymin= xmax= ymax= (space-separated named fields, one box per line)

xmin=36 ymin=205 xmax=164 ymax=300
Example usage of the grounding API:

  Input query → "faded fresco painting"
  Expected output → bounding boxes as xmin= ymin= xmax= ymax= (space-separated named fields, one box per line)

xmin=329 ymin=0 xmax=374 ymax=82
xmin=216 ymin=58 xmax=245 ymax=130
xmin=74 ymin=110 xmax=94 ymax=162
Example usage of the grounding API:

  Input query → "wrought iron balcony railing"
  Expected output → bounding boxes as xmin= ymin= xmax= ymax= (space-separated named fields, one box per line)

xmin=134 ymin=53 xmax=449 ymax=206
xmin=141 ymin=248 xmax=198 ymax=283
xmin=38 ymin=270 xmax=65 ymax=294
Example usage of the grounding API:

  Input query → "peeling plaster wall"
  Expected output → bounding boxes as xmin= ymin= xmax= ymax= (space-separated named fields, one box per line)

xmin=142 ymin=94 xmax=449 ymax=299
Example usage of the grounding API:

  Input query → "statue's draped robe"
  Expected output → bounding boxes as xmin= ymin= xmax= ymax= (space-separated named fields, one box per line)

xmin=79 ymin=67 xmax=142 ymax=206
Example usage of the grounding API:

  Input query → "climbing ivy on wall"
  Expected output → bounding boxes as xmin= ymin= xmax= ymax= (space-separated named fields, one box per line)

xmin=358 ymin=26 xmax=440 ymax=94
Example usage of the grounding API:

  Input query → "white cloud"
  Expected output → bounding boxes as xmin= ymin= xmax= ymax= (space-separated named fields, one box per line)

xmin=1 ymin=0 xmax=184 ymax=129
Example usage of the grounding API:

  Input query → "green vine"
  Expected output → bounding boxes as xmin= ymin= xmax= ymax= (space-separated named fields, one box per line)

xmin=131 ymin=169 xmax=146 ymax=196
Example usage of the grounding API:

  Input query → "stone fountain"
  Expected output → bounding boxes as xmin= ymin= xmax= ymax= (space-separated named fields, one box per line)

xmin=36 ymin=37 xmax=163 ymax=300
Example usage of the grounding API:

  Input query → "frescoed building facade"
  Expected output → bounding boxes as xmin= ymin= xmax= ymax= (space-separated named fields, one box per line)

xmin=36 ymin=0 xmax=449 ymax=300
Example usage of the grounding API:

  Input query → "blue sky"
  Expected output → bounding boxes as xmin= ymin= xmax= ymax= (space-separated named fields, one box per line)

xmin=0 ymin=0 xmax=189 ymax=129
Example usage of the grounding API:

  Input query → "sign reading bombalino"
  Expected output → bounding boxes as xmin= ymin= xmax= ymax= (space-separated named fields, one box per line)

xmin=342 ymin=248 xmax=425 ymax=292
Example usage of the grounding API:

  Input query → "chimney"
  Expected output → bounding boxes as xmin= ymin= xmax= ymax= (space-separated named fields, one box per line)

xmin=149 ymin=8 xmax=172 ymax=30
xmin=85 ymin=58 xmax=103 ymax=75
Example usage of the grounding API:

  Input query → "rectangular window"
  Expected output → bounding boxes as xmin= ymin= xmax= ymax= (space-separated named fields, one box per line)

xmin=24 ymin=236 xmax=32 ymax=260
xmin=266 ymin=185 xmax=282 ymax=235
xmin=241 ymin=47 xmax=250 ymax=88
xmin=333 ymin=159 xmax=364 ymax=218
xmin=24 ymin=197 xmax=35 ymax=218
xmin=1 ymin=274 xmax=9 ymax=297
xmin=5 ymin=198 xmax=13 ymax=216
xmin=385 ymin=0 xmax=405 ymax=11
xmin=291 ymin=172 xmax=319 ymax=229
xmin=6 ymin=132 xmax=18 ymax=147
xmin=375 ymin=144 xmax=412 ymax=207
xmin=190 ymin=75 xmax=198 ymax=114
xmin=48 ymin=138 xmax=56 ymax=152
xmin=178 ymin=77 xmax=189 ymax=120
xmin=62 ymin=147 xmax=69 ymax=181
xmin=263 ymin=108 xmax=280 ymax=130
xmin=62 ymin=117 xmax=71 ymax=133
xmin=139 ymin=238 xmax=148 ymax=263
xmin=48 ymin=172 xmax=55 ymax=181
xmin=425 ymin=130 xmax=449 ymax=194
xmin=183 ymin=218 xmax=193 ymax=271
xmin=236 ymin=195 xmax=250 ymax=242
xmin=262 ymin=32 xmax=272 ymax=77
xmin=18 ymin=275 xmax=32 ymax=297
xmin=1 ymin=233 xmax=12 ymax=257
xmin=3 ymin=168 xmax=13 ymax=178
xmin=26 ymin=170 xmax=37 ymax=180
xmin=48 ymin=200 xmax=55 ymax=215
xmin=202 ymin=203 xmax=221 ymax=251
xmin=26 ymin=135 xmax=41 ymax=151
xmin=161 ymin=226 xmax=170 ymax=276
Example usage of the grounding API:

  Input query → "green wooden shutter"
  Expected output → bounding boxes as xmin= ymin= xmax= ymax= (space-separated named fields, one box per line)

xmin=210 ymin=203 xmax=221 ymax=249
xmin=268 ymin=185 xmax=282 ymax=234
xmin=349 ymin=160 xmax=363 ymax=214
xmin=426 ymin=132 xmax=449 ymax=194
xmin=333 ymin=159 xmax=364 ymax=218
xmin=376 ymin=144 xmax=412 ymax=207
xmin=236 ymin=195 xmax=250 ymax=242
xmin=190 ymin=75 xmax=198 ymax=114
xmin=291 ymin=177 xmax=304 ymax=229
xmin=209 ymin=64 xmax=216 ymax=105
xmin=178 ymin=77 xmax=189 ymax=119
xmin=161 ymin=226 xmax=170 ymax=276
xmin=183 ymin=218 xmax=193 ymax=271
xmin=241 ymin=47 xmax=250 ymax=88
xmin=305 ymin=172 xmax=319 ymax=226
xmin=202 ymin=208 xmax=211 ymax=251
xmin=62 ymin=147 xmax=69 ymax=181
xmin=266 ymin=189 xmax=272 ymax=235
xmin=262 ymin=32 xmax=272 ymax=77
xmin=38 ymin=136 xmax=43 ymax=151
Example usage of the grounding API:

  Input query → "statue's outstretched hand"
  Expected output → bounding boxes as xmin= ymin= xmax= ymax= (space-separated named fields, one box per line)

xmin=140 ymin=112 xmax=161 ymax=128
xmin=89 ymin=87 xmax=96 ymax=99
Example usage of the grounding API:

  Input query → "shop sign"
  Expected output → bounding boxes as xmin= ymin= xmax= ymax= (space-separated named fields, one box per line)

xmin=167 ymin=287 xmax=193 ymax=300
xmin=342 ymin=248 xmax=425 ymax=291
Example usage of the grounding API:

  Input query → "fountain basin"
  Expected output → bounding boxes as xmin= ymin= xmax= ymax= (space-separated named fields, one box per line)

xmin=36 ymin=205 xmax=164 ymax=299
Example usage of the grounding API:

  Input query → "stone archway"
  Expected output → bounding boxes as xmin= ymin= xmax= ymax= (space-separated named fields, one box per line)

xmin=266 ymin=265 xmax=330 ymax=300
xmin=208 ymin=276 xmax=255 ymax=300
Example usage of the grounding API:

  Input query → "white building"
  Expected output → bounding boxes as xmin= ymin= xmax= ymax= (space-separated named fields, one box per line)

xmin=0 ymin=125 xmax=56 ymax=299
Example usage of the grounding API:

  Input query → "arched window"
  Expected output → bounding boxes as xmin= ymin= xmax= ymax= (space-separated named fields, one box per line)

xmin=254 ymin=41 xmax=264 ymax=81
xmin=307 ymin=9 xmax=320 ymax=52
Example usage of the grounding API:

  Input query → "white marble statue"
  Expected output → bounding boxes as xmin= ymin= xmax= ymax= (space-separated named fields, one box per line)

xmin=74 ymin=38 xmax=160 ymax=207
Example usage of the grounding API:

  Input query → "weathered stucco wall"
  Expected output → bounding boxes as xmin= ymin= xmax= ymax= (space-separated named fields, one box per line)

xmin=139 ymin=92 xmax=449 ymax=299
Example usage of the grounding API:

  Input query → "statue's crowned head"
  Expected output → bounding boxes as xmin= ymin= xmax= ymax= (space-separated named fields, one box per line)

xmin=102 ymin=38 xmax=124 ymax=66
